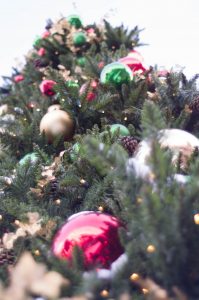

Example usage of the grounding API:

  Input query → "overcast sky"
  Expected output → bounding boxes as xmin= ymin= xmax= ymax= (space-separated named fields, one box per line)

xmin=0 ymin=0 xmax=199 ymax=84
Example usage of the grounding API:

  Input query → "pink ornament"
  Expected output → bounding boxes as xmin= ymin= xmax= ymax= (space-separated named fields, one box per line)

xmin=39 ymin=80 xmax=56 ymax=96
xmin=42 ymin=31 xmax=50 ymax=38
xmin=37 ymin=48 xmax=46 ymax=56
xmin=79 ymin=81 xmax=98 ymax=101
xmin=14 ymin=75 xmax=24 ymax=83
xmin=98 ymin=61 xmax=105 ymax=69
xmin=52 ymin=211 xmax=124 ymax=269
xmin=87 ymin=28 xmax=95 ymax=34
xmin=157 ymin=70 xmax=169 ymax=77
xmin=87 ymin=92 xmax=96 ymax=102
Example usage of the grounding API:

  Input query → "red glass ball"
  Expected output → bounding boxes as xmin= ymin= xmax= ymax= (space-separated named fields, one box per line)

xmin=119 ymin=56 xmax=146 ymax=74
xmin=52 ymin=211 xmax=124 ymax=269
xmin=14 ymin=74 xmax=24 ymax=82
xmin=39 ymin=80 xmax=56 ymax=96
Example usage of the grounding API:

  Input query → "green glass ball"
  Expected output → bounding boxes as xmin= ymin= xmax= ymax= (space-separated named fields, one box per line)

xmin=33 ymin=36 xmax=42 ymax=47
xmin=110 ymin=124 xmax=130 ymax=137
xmin=100 ymin=62 xmax=133 ymax=86
xmin=19 ymin=152 xmax=39 ymax=166
xmin=67 ymin=15 xmax=82 ymax=29
xmin=66 ymin=80 xmax=80 ymax=89
xmin=77 ymin=57 xmax=86 ymax=67
xmin=70 ymin=143 xmax=80 ymax=161
xmin=73 ymin=32 xmax=87 ymax=47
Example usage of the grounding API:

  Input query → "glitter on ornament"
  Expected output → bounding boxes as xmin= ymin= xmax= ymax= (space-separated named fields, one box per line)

xmin=100 ymin=62 xmax=133 ymax=86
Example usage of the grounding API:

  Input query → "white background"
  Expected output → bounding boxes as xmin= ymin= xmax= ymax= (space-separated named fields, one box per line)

xmin=0 ymin=0 xmax=199 ymax=83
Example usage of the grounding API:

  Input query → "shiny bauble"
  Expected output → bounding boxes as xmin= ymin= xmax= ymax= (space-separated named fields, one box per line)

xmin=37 ymin=47 xmax=46 ymax=56
xmin=19 ymin=152 xmax=39 ymax=166
xmin=33 ymin=36 xmax=42 ymax=47
xmin=73 ymin=32 xmax=87 ymax=47
xmin=66 ymin=80 xmax=80 ymax=89
xmin=110 ymin=124 xmax=130 ymax=137
xmin=67 ymin=15 xmax=82 ymax=29
xmin=40 ymin=110 xmax=74 ymax=142
xmin=47 ymin=104 xmax=61 ymax=113
xmin=14 ymin=75 xmax=24 ymax=83
xmin=135 ymin=129 xmax=199 ymax=168
xmin=39 ymin=80 xmax=56 ymax=96
xmin=119 ymin=56 xmax=146 ymax=75
xmin=77 ymin=57 xmax=86 ymax=67
xmin=52 ymin=211 xmax=124 ymax=269
xmin=100 ymin=62 xmax=133 ymax=86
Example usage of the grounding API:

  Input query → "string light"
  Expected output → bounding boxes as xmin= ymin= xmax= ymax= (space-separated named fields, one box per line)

xmin=142 ymin=288 xmax=149 ymax=295
xmin=0 ymin=215 xmax=2 ymax=220
xmin=36 ymin=108 xmax=41 ymax=112
xmin=147 ymin=245 xmax=156 ymax=253
xmin=194 ymin=213 xmax=199 ymax=225
xmin=130 ymin=273 xmax=140 ymax=281
xmin=34 ymin=249 xmax=40 ymax=256
xmin=55 ymin=199 xmax=61 ymax=205
xmin=98 ymin=206 xmax=104 ymax=212
xmin=136 ymin=197 xmax=143 ymax=204
xmin=80 ymin=179 xmax=86 ymax=185
xmin=100 ymin=290 xmax=109 ymax=297
xmin=14 ymin=219 xmax=20 ymax=226
xmin=124 ymin=116 xmax=128 ymax=121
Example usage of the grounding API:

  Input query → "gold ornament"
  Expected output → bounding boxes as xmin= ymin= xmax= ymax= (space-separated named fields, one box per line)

xmin=47 ymin=104 xmax=61 ymax=113
xmin=194 ymin=213 xmax=199 ymax=225
xmin=40 ymin=110 xmax=75 ymax=142
xmin=130 ymin=273 xmax=140 ymax=281
xmin=146 ymin=244 xmax=156 ymax=253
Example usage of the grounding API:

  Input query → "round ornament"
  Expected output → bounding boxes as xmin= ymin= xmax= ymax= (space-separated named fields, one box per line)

xmin=19 ymin=152 xmax=39 ymax=166
xmin=39 ymin=80 xmax=56 ymax=96
xmin=52 ymin=211 xmax=124 ymax=269
xmin=73 ymin=32 xmax=87 ymax=47
xmin=47 ymin=104 xmax=61 ymax=113
xmin=33 ymin=36 xmax=42 ymax=47
xmin=135 ymin=129 xmax=199 ymax=168
xmin=42 ymin=31 xmax=50 ymax=38
xmin=110 ymin=124 xmax=130 ymax=137
xmin=100 ymin=62 xmax=133 ymax=86
xmin=37 ymin=48 xmax=46 ymax=56
xmin=67 ymin=15 xmax=82 ymax=29
xmin=14 ymin=75 xmax=24 ymax=83
xmin=119 ymin=56 xmax=146 ymax=75
xmin=66 ymin=81 xmax=79 ymax=89
xmin=127 ymin=50 xmax=144 ymax=63
xmin=77 ymin=57 xmax=86 ymax=67
xmin=40 ymin=110 xmax=75 ymax=142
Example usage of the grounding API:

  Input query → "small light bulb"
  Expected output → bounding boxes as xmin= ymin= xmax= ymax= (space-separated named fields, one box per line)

xmin=14 ymin=219 xmax=20 ymax=226
xmin=80 ymin=179 xmax=86 ymax=184
xmin=124 ymin=116 xmax=127 ymax=121
xmin=142 ymin=288 xmax=149 ymax=294
xmin=34 ymin=249 xmax=40 ymax=256
xmin=194 ymin=213 xmax=199 ymax=225
xmin=136 ymin=197 xmax=143 ymax=204
xmin=36 ymin=108 xmax=41 ymax=112
xmin=0 ymin=215 xmax=3 ymax=220
xmin=100 ymin=290 xmax=109 ymax=297
xmin=55 ymin=199 xmax=61 ymax=205
xmin=147 ymin=244 xmax=156 ymax=253
xmin=98 ymin=206 xmax=104 ymax=212
xmin=130 ymin=273 xmax=140 ymax=281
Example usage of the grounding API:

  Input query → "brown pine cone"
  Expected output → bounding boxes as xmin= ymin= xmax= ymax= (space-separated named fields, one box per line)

xmin=0 ymin=244 xmax=15 ymax=266
xmin=120 ymin=136 xmax=139 ymax=156
xmin=189 ymin=96 xmax=199 ymax=114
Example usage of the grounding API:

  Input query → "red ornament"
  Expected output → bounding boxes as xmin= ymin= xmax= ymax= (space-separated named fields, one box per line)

xmin=42 ymin=31 xmax=50 ymax=38
xmin=79 ymin=81 xmax=98 ymax=102
xmin=14 ymin=74 xmax=24 ymax=82
xmin=39 ymin=80 xmax=56 ymax=96
xmin=127 ymin=50 xmax=144 ymax=63
xmin=52 ymin=211 xmax=124 ymax=269
xmin=119 ymin=56 xmax=146 ymax=75
xmin=98 ymin=61 xmax=105 ymax=69
xmin=37 ymin=47 xmax=46 ymax=56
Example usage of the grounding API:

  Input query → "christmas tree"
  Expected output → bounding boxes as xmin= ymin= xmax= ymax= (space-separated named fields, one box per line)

xmin=0 ymin=13 xmax=199 ymax=300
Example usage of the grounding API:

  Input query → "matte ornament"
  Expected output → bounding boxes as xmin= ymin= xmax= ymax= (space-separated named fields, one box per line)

xmin=19 ymin=153 xmax=39 ymax=166
xmin=52 ymin=211 xmax=124 ymax=269
xmin=40 ymin=110 xmax=74 ymax=142
xmin=14 ymin=75 xmax=24 ymax=83
xmin=100 ymin=62 xmax=133 ymax=86
xmin=67 ymin=15 xmax=82 ymax=29
xmin=73 ymin=32 xmax=87 ymax=47
xmin=135 ymin=129 xmax=199 ymax=168
xmin=110 ymin=124 xmax=130 ymax=137
xmin=37 ymin=48 xmax=46 ymax=56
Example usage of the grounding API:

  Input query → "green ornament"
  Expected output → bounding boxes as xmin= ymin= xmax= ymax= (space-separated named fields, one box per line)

xmin=70 ymin=143 xmax=80 ymax=161
xmin=100 ymin=62 xmax=133 ymax=86
xmin=19 ymin=152 xmax=39 ymax=166
xmin=67 ymin=15 xmax=82 ymax=29
xmin=66 ymin=80 xmax=79 ymax=89
xmin=77 ymin=57 xmax=86 ymax=67
xmin=33 ymin=36 xmax=42 ymax=47
xmin=110 ymin=124 xmax=130 ymax=137
xmin=73 ymin=32 xmax=87 ymax=47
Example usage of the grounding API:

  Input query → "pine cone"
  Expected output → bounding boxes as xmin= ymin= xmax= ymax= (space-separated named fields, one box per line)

xmin=189 ymin=96 xmax=199 ymax=114
xmin=0 ymin=244 xmax=15 ymax=266
xmin=120 ymin=136 xmax=139 ymax=156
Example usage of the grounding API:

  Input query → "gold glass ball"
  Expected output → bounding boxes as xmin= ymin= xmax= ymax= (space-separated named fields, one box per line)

xmin=40 ymin=110 xmax=74 ymax=142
